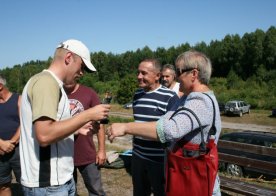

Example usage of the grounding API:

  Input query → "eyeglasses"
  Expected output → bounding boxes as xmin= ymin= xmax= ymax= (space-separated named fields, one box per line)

xmin=176 ymin=67 xmax=197 ymax=77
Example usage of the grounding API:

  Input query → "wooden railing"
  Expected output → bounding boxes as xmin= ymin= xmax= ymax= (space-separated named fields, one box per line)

xmin=219 ymin=176 xmax=276 ymax=196
xmin=218 ymin=140 xmax=276 ymax=195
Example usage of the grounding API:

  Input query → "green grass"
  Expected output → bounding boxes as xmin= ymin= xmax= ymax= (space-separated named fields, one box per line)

xmin=109 ymin=116 xmax=134 ymax=123
xmin=221 ymin=109 xmax=276 ymax=126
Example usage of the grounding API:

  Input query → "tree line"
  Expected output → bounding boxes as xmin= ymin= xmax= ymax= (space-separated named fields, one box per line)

xmin=1 ymin=26 xmax=275 ymax=109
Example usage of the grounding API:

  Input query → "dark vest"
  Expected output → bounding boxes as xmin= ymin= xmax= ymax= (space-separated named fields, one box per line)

xmin=0 ymin=93 xmax=20 ymax=140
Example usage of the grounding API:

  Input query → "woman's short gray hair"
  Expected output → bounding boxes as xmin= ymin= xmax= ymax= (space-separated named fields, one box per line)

xmin=175 ymin=50 xmax=212 ymax=85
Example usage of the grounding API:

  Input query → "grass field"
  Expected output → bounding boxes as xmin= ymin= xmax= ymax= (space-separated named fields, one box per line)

xmin=221 ymin=109 xmax=276 ymax=127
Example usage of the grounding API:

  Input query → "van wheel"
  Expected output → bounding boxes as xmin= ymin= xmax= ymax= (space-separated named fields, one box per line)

xmin=226 ymin=163 xmax=243 ymax=177
xmin=239 ymin=111 xmax=243 ymax=117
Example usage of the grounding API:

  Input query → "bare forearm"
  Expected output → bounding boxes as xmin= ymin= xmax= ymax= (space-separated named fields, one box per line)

xmin=97 ymin=125 xmax=106 ymax=151
xmin=12 ymin=95 xmax=21 ymax=144
xmin=10 ymin=127 xmax=20 ymax=144
xmin=96 ymin=125 xmax=107 ymax=165
xmin=35 ymin=105 xmax=109 ymax=146
xmin=125 ymin=122 xmax=159 ymax=140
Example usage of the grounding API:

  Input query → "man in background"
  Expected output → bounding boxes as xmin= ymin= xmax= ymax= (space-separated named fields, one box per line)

xmin=19 ymin=39 xmax=110 ymax=195
xmin=65 ymin=82 xmax=106 ymax=196
xmin=0 ymin=75 xmax=21 ymax=196
xmin=161 ymin=64 xmax=184 ymax=97
xmin=131 ymin=59 xmax=179 ymax=196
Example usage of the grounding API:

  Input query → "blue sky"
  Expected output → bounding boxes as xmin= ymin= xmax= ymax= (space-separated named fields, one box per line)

xmin=0 ymin=0 xmax=275 ymax=69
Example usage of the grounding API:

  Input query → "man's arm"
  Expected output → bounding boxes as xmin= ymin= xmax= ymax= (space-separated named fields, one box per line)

xmin=0 ymin=95 xmax=21 ymax=154
xmin=34 ymin=104 xmax=110 ymax=147
xmin=96 ymin=124 xmax=106 ymax=165
xmin=10 ymin=95 xmax=21 ymax=144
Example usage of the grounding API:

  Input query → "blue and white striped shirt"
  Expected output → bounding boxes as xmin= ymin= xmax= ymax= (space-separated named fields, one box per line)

xmin=132 ymin=85 xmax=179 ymax=163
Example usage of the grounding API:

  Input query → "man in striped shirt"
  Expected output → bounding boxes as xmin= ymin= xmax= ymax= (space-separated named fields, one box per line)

xmin=131 ymin=59 xmax=179 ymax=196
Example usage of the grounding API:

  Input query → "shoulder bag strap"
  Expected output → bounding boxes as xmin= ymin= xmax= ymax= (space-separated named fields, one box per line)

xmin=202 ymin=93 xmax=217 ymax=137
xmin=169 ymin=93 xmax=217 ymax=152
xmin=169 ymin=107 xmax=206 ymax=153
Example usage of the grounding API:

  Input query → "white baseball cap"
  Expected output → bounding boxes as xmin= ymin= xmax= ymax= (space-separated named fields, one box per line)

xmin=57 ymin=39 xmax=96 ymax=72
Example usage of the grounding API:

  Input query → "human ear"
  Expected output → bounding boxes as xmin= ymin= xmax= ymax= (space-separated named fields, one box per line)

xmin=64 ymin=52 xmax=73 ymax=65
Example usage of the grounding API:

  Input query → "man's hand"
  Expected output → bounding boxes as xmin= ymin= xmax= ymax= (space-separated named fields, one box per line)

xmin=0 ymin=149 xmax=5 ymax=155
xmin=0 ymin=140 xmax=15 ymax=154
xmin=77 ymin=122 xmax=93 ymax=135
xmin=87 ymin=104 xmax=111 ymax=122
xmin=96 ymin=149 xmax=106 ymax=166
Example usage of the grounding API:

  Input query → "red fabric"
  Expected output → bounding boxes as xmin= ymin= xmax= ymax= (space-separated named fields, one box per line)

xmin=67 ymin=85 xmax=101 ymax=166
xmin=166 ymin=139 xmax=218 ymax=196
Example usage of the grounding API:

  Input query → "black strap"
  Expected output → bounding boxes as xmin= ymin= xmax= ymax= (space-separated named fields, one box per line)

xmin=203 ymin=93 xmax=217 ymax=136
xmin=170 ymin=107 xmax=206 ymax=153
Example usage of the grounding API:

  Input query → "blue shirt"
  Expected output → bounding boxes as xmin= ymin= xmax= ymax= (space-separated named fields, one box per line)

xmin=0 ymin=93 xmax=20 ymax=140
xmin=132 ymin=85 xmax=179 ymax=162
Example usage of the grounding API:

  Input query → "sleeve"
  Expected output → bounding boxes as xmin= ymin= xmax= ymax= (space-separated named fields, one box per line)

xmin=166 ymin=94 xmax=180 ymax=112
xmin=30 ymin=76 xmax=60 ymax=122
xmin=156 ymin=116 xmax=166 ymax=143
xmin=157 ymin=93 xmax=211 ymax=143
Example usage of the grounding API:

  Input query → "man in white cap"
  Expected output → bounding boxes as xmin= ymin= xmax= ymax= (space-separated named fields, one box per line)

xmin=19 ymin=39 xmax=110 ymax=195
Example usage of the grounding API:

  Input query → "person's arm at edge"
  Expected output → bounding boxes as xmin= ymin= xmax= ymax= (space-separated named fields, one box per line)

xmin=34 ymin=104 xmax=110 ymax=147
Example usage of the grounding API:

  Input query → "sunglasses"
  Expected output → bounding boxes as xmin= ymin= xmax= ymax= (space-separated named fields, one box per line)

xmin=176 ymin=67 xmax=197 ymax=77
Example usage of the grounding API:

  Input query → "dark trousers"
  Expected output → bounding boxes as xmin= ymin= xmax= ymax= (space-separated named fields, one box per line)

xmin=74 ymin=163 xmax=105 ymax=196
xmin=131 ymin=154 xmax=165 ymax=196
xmin=0 ymin=145 xmax=21 ymax=184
